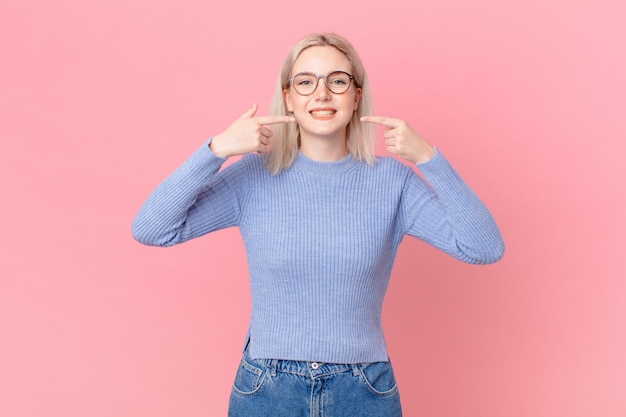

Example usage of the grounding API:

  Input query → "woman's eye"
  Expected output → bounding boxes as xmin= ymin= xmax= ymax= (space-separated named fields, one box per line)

xmin=298 ymin=79 xmax=313 ymax=86
xmin=330 ymin=79 xmax=347 ymax=85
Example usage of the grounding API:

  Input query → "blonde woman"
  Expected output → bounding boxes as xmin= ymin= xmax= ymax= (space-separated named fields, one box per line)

xmin=133 ymin=33 xmax=504 ymax=417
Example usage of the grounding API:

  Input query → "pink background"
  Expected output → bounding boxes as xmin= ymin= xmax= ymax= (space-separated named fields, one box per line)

xmin=2 ymin=1 xmax=625 ymax=416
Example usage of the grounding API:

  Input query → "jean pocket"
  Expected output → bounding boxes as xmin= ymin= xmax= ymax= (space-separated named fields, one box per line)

xmin=358 ymin=361 xmax=399 ymax=396
xmin=231 ymin=358 xmax=269 ymax=395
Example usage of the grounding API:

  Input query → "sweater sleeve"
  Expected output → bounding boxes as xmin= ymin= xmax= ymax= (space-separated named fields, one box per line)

xmin=399 ymin=150 xmax=505 ymax=264
xmin=131 ymin=139 xmax=244 ymax=247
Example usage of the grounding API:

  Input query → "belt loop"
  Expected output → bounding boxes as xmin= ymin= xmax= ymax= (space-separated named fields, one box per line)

xmin=270 ymin=359 xmax=278 ymax=377
xmin=351 ymin=364 xmax=360 ymax=376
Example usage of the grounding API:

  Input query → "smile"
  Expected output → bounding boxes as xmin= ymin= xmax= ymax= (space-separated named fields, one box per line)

xmin=309 ymin=109 xmax=336 ymax=118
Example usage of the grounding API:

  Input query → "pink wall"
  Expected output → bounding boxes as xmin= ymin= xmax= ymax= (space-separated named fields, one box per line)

xmin=2 ymin=1 xmax=624 ymax=416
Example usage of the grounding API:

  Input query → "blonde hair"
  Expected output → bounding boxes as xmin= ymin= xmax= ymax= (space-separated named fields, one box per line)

xmin=265 ymin=33 xmax=376 ymax=175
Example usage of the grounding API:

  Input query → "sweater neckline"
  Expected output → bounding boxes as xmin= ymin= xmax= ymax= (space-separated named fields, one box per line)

xmin=293 ymin=151 xmax=359 ymax=175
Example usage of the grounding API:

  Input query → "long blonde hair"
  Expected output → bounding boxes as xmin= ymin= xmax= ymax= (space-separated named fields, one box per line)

xmin=265 ymin=33 xmax=376 ymax=175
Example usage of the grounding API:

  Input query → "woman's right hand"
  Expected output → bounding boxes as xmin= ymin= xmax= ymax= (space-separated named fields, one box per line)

xmin=209 ymin=103 xmax=296 ymax=159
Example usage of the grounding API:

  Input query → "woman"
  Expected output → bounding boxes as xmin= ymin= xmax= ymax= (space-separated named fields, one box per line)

xmin=132 ymin=33 xmax=504 ymax=417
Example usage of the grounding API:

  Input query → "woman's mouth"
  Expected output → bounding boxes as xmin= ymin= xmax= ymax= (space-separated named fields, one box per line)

xmin=309 ymin=109 xmax=336 ymax=119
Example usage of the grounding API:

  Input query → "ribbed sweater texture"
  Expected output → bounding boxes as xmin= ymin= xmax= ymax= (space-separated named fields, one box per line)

xmin=132 ymin=139 xmax=504 ymax=363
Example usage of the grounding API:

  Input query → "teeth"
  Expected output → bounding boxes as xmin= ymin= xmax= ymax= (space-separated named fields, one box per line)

xmin=311 ymin=110 xmax=335 ymax=117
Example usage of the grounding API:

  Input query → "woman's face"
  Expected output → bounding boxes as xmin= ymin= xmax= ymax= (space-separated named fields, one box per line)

xmin=284 ymin=46 xmax=361 ymax=144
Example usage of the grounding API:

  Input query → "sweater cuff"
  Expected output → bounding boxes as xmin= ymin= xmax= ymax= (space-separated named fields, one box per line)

xmin=172 ymin=137 xmax=228 ymax=182
xmin=190 ymin=137 xmax=227 ymax=169
xmin=415 ymin=148 xmax=468 ymax=195
xmin=202 ymin=137 xmax=228 ymax=162
xmin=416 ymin=147 xmax=445 ymax=171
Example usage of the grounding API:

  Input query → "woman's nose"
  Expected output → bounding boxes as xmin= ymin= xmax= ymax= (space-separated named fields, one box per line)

xmin=314 ymin=78 xmax=331 ymax=99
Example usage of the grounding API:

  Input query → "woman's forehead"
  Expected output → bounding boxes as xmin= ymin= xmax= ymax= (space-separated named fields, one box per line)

xmin=292 ymin=46 xmax=351 ymax=74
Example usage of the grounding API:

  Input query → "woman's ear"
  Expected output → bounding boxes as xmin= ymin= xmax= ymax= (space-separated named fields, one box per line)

xmin=353 ymin=87 xmax=362 ymax=111
xmin=283 ymin=89 xmax=294 ymax=112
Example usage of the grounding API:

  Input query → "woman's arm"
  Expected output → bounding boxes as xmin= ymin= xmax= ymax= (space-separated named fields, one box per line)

xmin=400 ymin=151 xmax=505 ymax=264
xmin=131 ymin=139 xmax=240 ymax=247
xmin=361 ymin=115 xmax=504 ymax=264
xmin=132 ymin=105 xmax=295 ymax=247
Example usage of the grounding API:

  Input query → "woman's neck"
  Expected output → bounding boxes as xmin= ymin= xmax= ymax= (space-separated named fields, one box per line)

xmin=299 ymin=133 xmax=348 ymax=162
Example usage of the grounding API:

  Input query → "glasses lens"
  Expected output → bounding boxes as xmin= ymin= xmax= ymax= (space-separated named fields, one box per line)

xmin=293 ymin=73 xmax=317 ymax=95
xmin=326 ymin=72 xmax=351 ymax=94
xmin=291 ymin=72 xmax=353 ymax=95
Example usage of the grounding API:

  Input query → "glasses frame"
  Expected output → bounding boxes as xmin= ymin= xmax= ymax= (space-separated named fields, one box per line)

xmin=288 ymin=71 xmax=356 ymax=96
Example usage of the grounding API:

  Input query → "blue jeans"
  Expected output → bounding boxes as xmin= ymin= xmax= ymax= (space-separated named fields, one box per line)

xmin=228 ymin=348 xmax=402 ymax=417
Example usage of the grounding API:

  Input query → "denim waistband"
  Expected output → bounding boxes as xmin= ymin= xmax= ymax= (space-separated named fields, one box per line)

xmin=241 ymin=337 xmax=377 ymax=378
xmin=242 ymin=340 xmax=361 ymax=379
xmin=257 ymin=357 xmax=360 ymax=378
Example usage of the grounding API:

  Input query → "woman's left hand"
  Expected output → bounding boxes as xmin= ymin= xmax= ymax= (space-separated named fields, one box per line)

xmin=361 ymin=116 xmax=435 ymax=164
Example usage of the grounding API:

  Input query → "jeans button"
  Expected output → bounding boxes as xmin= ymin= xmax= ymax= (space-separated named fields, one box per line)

xmin=311 ymin=362 xmax=319 ymax=370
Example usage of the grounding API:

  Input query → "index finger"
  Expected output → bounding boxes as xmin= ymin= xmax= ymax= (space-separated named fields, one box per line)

xmin=360 ymin=116 xmax=402 ymax=128
xmin=256 ymin=115 xmax=297 ymax=125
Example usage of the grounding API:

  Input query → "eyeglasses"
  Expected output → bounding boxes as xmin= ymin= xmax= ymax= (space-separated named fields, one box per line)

xmin=289 ymin=71 xmax=355 ymax=96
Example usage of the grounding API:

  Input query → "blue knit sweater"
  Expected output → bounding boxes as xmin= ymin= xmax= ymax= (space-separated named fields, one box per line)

xmin=132 ymin=139 xmax=504 ymax=363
